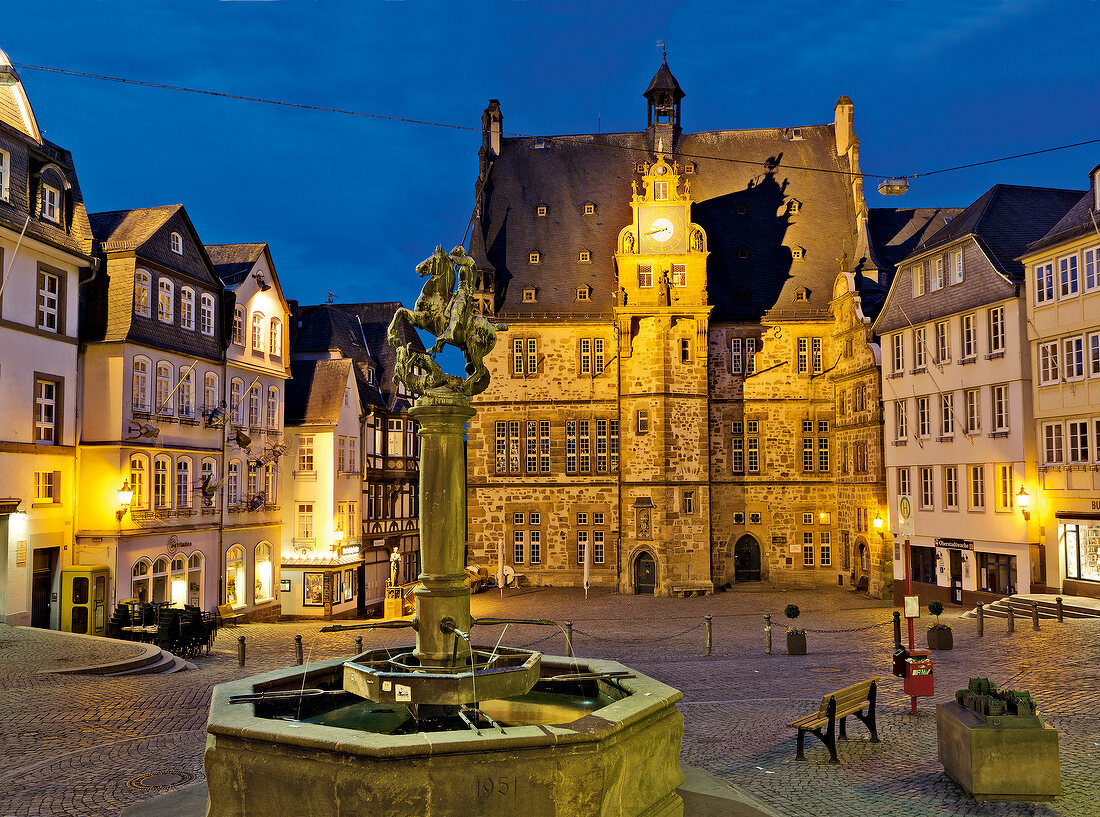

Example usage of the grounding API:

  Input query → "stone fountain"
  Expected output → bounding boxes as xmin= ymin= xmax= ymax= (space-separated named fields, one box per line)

xmin=203 ymin=246 xmax=685 ymax=817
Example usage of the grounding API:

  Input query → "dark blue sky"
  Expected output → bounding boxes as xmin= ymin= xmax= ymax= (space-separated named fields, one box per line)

xmin=6 ymin=1 xmax=1099 ymax=308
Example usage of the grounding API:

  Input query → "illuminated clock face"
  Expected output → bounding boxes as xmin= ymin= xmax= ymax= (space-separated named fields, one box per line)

xmin=648 ymin=217 xmax=675 ymax=243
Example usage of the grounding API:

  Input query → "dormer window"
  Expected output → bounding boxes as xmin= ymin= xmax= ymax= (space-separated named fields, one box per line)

xmin=42 ymin=184 xmax=60 ymax=223
xmin=787 ymin=127 xmax=804 ymax=141
xmin=536 ymin=204 xmax=548 ymax=217
xmin=522 ymin=288 xmax=537 ymax=303
xmin=791 ymin=246 xmax=805 ymax=261
xmin=794 ymin=288 xmax=810 ymax=302
xmin=738 ymin=247 xmax=751 ymax=260
xmin=533 ymin=137 xmax=547 ymax=149
xmin=583 ymin=203 xmax=596 ymax=215
xmin=367 ymin=367 xmax=377 ymax=386
xmin=576 ymin=286 xmax=590 ymax=301
xmin=578 ymin=250 xmax=591 ymax=263
xmin=788 ymin=199 xmax=802 ymax=214
xmin=529 ymin=251 xmax=541 ymax=264
xmin=170 ymin=232 xmax=183 ymax=254
xmin=0 ymin=149 xmax=9 ymax=202
xmin=635 ymin=162 xmax=647 ymax=173
xmin=736 ymin=203 xmax=748 ymax=215
xmin=684 ymin=161 xmax=696 ymax=174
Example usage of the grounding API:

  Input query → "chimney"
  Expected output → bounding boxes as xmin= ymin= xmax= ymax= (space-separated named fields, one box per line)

xmin=834 ymin=96 xmax=854 ymax=157
xmin=483 ymin=100 xmax=502 ymax=158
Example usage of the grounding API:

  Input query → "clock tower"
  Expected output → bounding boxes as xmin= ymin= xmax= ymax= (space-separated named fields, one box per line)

xmin=613 ymin=150 xmax=713 ymax=595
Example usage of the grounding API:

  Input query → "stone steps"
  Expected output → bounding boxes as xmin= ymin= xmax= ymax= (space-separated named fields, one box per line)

xmin=962 ymin=596 xmax=1100 ymax=620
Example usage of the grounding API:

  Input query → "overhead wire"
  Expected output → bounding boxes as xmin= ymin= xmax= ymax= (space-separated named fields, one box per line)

xmin=15 ymin=62 xmax=1100 ymax=185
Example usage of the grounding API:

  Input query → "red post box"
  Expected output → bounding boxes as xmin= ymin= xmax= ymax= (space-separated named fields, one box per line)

xmin=903 ymin=648 xmax=934 ymax=698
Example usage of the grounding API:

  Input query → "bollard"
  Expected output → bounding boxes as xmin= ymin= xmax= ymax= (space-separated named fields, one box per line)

xmin=764 ymin=613 xmax=772 ymax=655
xmin=294 ymin=634 xmax=303 ymax=665
xmin=1006 ymin=606 xmax=1014 ymax=633
xmin=1032 ymin=601 xmax=1040 ymax=631
xmin=355 ymin=635 xmax=363 ymax=653
xmin=892 ymin=610 xmax=902 ymax=651
xmin=976 ymin=602 xmax=984 ymax=637
xmin=1056 ymin=597 xmax=1064 ymax=623
xmin=238 ymin=635 xmax=246 ymax=667
xmin=705 ymin=614 xmax=713 ymax=657
xmin=564 ymin=621 xmax=574 ymax=658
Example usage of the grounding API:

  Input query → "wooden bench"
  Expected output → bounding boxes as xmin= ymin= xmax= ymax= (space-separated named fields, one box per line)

xmin=216 ymin=603 xmax=244 ymax=627
xmin=786 ymin=678 xmax=879 ymax=763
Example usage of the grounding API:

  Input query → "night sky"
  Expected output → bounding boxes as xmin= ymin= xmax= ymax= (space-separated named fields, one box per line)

xmin=5 ymin=0 xmax=1099 ymax=309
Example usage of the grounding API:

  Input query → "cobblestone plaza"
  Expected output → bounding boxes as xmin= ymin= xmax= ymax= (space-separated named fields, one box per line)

xmin=1 ymin=586 xmax=1098 ymax=817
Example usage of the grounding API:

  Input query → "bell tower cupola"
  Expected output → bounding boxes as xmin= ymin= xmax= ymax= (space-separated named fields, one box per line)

xmin=644 ymin=54 xmax=684 ymax=154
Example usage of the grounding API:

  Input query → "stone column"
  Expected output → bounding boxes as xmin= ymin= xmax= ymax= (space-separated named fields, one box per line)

xmin=408 ymin=390 xmax=474 ymax=667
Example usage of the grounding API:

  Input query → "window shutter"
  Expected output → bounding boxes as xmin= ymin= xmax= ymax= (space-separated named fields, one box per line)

xmin=53 ymin=470 xmax=62 ymax=503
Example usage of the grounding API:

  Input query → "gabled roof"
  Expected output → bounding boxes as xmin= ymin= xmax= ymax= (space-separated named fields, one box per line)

xmin=0 ymin=49 xmax=40 ymax=141
xmin=205 ymin=243 xmax=267 ymax=288
xmin=1023 ymin=190 xmax=1095 ymax=255
xmin=284 ymin=358 xmax=353 ymax=427
xmin=910 ymin=185 xmax=1084 ymax=281
xmin=473 ymin=122 xmax=859 ymax=322
xmin=90 ymin=205 xmax=182 ymax=252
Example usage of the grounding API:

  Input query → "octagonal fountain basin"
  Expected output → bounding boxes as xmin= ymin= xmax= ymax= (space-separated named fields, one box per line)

xmin=204 ymin=654 xmax=684 ymax=817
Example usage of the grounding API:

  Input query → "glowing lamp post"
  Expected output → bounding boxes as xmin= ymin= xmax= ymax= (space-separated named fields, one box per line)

xmin=116 ymin=481 xmax=134 ymax=521
xmin=1016 ymin=486 xmax=1031 ymax=521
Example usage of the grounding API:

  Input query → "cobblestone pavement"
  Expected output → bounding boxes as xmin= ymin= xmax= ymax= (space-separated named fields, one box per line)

xmin=1 ymin=585 xmax=1098 ymax=816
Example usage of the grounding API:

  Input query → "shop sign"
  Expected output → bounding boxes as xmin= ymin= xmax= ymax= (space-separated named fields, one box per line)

xmin=166 ymin=534 xmax=193 ymax=553
xmin=16 ymin=541 xmax=27 ymax=567
xmin=934 ymin=538 xmax=973 ymax=550
xmin=339 ymin=544 xmax=360 ymax=559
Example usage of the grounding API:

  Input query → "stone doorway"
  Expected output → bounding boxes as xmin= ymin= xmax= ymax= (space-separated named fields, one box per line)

xmin=733 ymin=535 xmax=762 ymax=582
xmin=633 ymin=552 xmax=656 ymax=595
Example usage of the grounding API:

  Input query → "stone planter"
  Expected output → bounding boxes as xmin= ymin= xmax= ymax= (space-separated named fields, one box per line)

xmin=927 ymin=627 xmax=953 ymax=650
xmin=786 ymin=630 xmax=807 ymax=655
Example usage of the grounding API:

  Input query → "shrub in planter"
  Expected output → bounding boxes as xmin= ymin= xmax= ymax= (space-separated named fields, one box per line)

xmin=784 ymin=603 xmax=806 ymax=655
xmin=926 ymin=599 xmax=953 ymax=650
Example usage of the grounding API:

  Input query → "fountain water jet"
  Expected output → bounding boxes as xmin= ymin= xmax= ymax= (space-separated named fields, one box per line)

xmin=203 ymin=246 xmax=684 ymax=817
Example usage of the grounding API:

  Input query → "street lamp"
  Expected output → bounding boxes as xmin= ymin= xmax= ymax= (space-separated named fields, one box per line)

xmin=1016 ymin=486 xmax=1031 ymax=521
xmin=873 ymin=514 xmax=884 ymax=532
xmin=116 ymin=481 xmax=134 ymax=521
xmin=334 ymin=528 xmax=345 ymax=546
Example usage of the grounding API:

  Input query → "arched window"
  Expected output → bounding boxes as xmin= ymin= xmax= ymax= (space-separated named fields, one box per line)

xmin=246 ymin=459 xmax=259 ymax=504
xmin=175 ymin=457 xmax=192 ymax=510
xmin=153 ymin=455 xmax=171 ymax=509
xmin=178 ymin=366 xmax=195 ymax=418
xmin=131 ymin=558 xmax=152 ymax=602
xmin=155 ymin=362 xmax=173 ymax=415
xmin=200 ymin=457 xmax=217 ymax=508
xmin=227 ymin=459 xmax=242 ymax=506
xmin=134 ymin=270 xmax=151 ymax=317
xmin=152 ymin=556 xmax=170 ymax=603
xmin=204 ymin=372 xmax=219 ymax=412
xmin=170 ymin=231 xmax=183 ymax=254
xmin=225 ymin=545 xmax=245 ymax=607
xmin=157 ymin=278 xmax=174 ymax=323
xmin=132 ymin=356 xmax=151 ymax=411
xmin=263 ymin=461 xmax=277 ymax=502
xmin=248 ymin=384 xmax=261 ymax=428
xmin=200 ymin=293 xmax=215 ymax=336
xmin=255 ymin=542 xmax=273 ymax=601
xmin=187 ymin=552 xmax=204 ymax=607
xmin=170 ymin=555 xmax=187 ymax=607
xmin=180 ymin=287 xmax=195 ymax=330
xmin=230 ymin=378 xmax=244 ymax=426
xmin=233 ymin=306 xmax=245 ymax=346
xmin=267 ymin=386 xmax=279 ymax=428
xmin=269 ymin=318 xmax=282 ymax=357
xmin=129 ymin=453 xmax=149 ymax=509
xmin=251 ymin=312 xmax=265 ymax=352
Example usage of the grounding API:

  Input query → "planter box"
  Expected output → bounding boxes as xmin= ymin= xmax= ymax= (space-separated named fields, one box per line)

xmin=936 ymin=702 xmax=1060 ymax=801
xmin=927 ymin=627 xmax=953 ymax=650
xmin=786 ymin=631 xmax=806 ymax=655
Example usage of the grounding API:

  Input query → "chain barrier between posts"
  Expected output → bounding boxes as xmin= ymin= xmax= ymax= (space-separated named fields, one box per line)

xmin=571 ymin=622 xmax=705 ymax=645
xmin=807 ymin=620 xmax=893 ymax=634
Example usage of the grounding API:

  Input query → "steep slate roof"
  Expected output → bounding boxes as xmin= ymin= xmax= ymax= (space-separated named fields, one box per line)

xmin=910 ymin=185 xmax=1084 ymax=282
xmin=206 ymin=243 xmax=267 ymax=288
xmin=90 ymin=205 xmax=180 ymax=251
xmin=472 ymin=118 xmax=859 ymax=323
xmin=644 ymin=57 xmax=685 ymax=100
xmin=285 ymin=358 xmax=353 ymax=426
xmin=1024 ymin=189 xmax=1095 ymax=254
xmin=292 ymin=302 xmax=425 ymax=412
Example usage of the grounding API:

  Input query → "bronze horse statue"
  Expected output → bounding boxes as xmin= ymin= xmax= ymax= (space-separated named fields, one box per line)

xmin=387 ymin=245 xmax=505 ymax=396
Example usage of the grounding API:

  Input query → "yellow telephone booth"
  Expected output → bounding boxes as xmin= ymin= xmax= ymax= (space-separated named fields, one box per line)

xmin=61 ymin=564 xmax=110 ymax=636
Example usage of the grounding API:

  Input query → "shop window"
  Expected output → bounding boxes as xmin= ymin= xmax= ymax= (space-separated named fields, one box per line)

xmin=187 ymin=552 xmax=204 ymax=607
xmin=131 ymin=558 xmax=152 ymax=602
xmin=225 ymin=545 xmax=245 ymax=607
xmin=977 ymin=552 xmax=1016 ymax=595
xmin=152 ymin=557 xmax=169 ymax=603
xmin=255 ymin=542 xmax=273 ymax=601
xmin=910 ymin=545 xmax=936 ymax=584
xmin=170 ymin=556 xmax=187 ymax=607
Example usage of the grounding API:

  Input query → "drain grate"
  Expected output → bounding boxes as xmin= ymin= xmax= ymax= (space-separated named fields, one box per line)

xmin=127 ymin=771 xmax=195 ymax=791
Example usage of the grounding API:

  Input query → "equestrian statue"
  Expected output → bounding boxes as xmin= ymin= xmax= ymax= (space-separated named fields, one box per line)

xmin=387 ymin=245 xmax=506 ymax=396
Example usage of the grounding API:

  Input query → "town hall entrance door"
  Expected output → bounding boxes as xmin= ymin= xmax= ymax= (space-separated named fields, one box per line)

xmin=734 ymin=535 xmax=761 ymax=582
xmin=633 ymin=552 xmax=656 ymax=595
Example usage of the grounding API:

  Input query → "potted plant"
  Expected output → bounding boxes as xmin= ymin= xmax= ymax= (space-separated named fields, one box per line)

xmin=926 ymin=600 xmax=953 ymax=650
xmin=784 ymin=603 xmax=806 ymax=655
